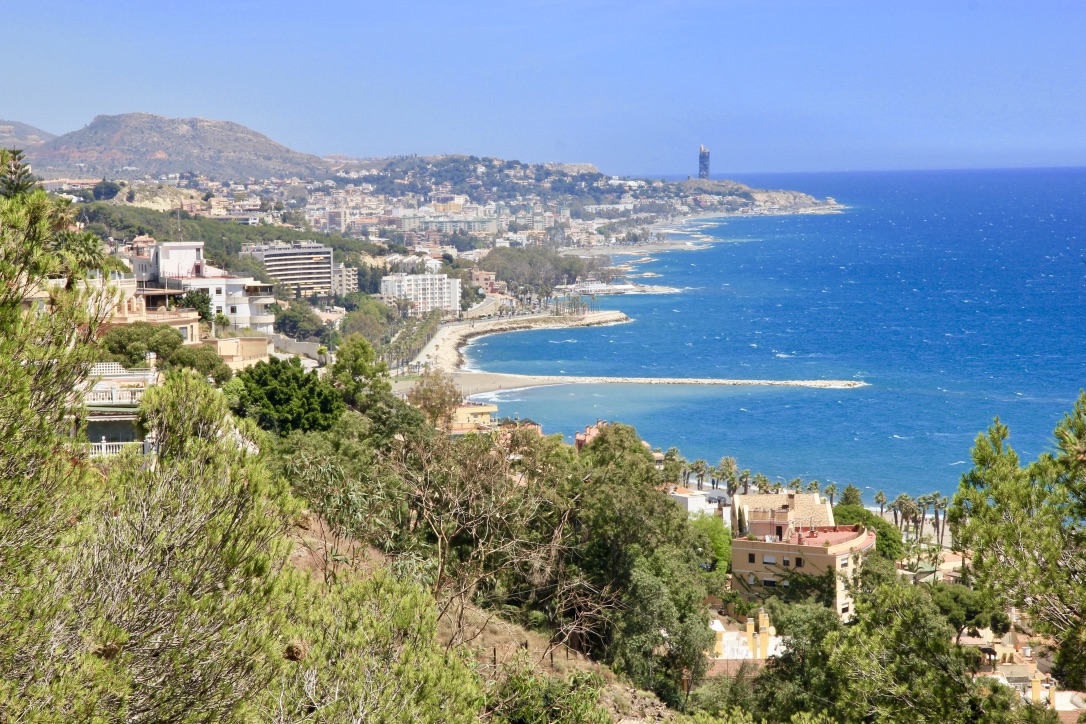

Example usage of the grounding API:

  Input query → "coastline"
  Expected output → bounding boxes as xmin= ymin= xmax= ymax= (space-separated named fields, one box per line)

xmin=563 ymin=204 xmax=847 ymax=257
xmin=394 ymin=311 xmax=869 ymax=397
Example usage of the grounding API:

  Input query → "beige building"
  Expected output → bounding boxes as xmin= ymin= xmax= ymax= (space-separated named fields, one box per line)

xmin=730 ymin=492 xmax=876 ymax=618
xmin=199 ymin=337 xmax=273 ymax=371
xmin=449 ymin=401 xmax=499 ymax=434
xmin=731 ymin=492 xmax=833 ymax=534
xmin=332 ymin=262 xmax=359 ymax=297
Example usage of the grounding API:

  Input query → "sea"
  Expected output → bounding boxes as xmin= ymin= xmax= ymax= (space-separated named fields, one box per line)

xmin=465 ymin=168 xmax=1086 ymax=501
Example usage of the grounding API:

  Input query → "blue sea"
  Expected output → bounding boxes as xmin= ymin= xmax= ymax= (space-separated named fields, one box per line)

xmin=466 ymin=169 xmax=1086 ymax=501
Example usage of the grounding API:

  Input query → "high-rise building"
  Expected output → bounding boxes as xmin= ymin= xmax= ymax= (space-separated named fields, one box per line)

xmin=240 ymin=240 xmax=334 ymax=296
xmin=698 ymin=145 xmax=710 ymax=179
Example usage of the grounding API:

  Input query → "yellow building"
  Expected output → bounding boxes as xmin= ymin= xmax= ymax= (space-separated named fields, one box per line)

xmin=730 ymin=492 xmax=876 ymax=618
xmin=448 ymin=401 xmax=499 ymax=434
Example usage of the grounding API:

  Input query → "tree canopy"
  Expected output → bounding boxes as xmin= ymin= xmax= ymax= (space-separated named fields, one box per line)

xmin=950 ymin=395 xmax=1086 ymax=687
xmin=230 ymin=356 xmax=344 ymax=435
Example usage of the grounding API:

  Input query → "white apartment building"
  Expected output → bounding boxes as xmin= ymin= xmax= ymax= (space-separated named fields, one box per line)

xmin=240 ymin=240 xmax=334 ymax=296
xmin=117 ymin=239 xmax=277 ymax=333
xmin=180 ymin=276 xmax=277 ymax=333
xmin=380 ymin=273 xmax=461 ymax=315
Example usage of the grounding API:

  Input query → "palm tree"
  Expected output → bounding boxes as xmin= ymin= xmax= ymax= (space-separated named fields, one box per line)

xmin=718 ymin=456 xmax=738 ymax=495
xmin=915 ymin=494 xmax=931 ymax=538
xmin=824 ymin=482 xmax=837 ymax=506
xmin=753 ymin=473 xmax=771 ymax=494
xmin=900 ymin=497 xmax=920 ymax=538
xmin=934 ymin=494 xmax=950 ymax=548
xmin=805 ymin=480 xmax=821 ymax=495
xmin=892 ymin=494 xmax=912 ymax=532
xmin=926 ymin=491 xmax=940 ymax=544
xmin=874 ymin=490 xmax=887 ymax=518
xmin=738 ymin=468 xmax=752 ymax=496
xmin=691 ymin=459 xmax=709 ymax=490
xmin=787 ymin=477 xmax=803 ymax=492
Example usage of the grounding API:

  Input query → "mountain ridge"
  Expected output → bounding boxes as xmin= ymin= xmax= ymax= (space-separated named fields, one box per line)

xmin=27 ymin=112 xmax=333 ymax=180
xmin=0 ymin=119 xmax=56 ymax=149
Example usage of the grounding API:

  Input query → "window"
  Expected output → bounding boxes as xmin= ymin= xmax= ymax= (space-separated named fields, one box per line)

xmin=748 ymin=553 xmax=755 ymax=564
xmin=795 ymin=557 xmax=804 ymax=569
xmin=783 ymin=557 xmax=790 ymax=567
xmin=841 ymin=604 xmax=850 ymax=614
xmin=215 ymin=288 xmax=222 ymax=295
xmin=763 ymin=579 xmax=777 ymax=588
xmin=840 ymin=557 xmax=850 ymax=568
xmin=763 ymin=555 xmax=776 ymax=565
xmin=229 ymin=306 xmax=236 ymax=314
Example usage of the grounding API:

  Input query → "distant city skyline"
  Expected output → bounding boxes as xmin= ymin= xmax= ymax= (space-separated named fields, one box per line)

xmin=4 ymin=1 xmax=1085 ymax=176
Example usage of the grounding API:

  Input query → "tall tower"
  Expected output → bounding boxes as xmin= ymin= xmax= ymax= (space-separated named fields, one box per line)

xmin=698 ymin=145 xmax=710 ymax=179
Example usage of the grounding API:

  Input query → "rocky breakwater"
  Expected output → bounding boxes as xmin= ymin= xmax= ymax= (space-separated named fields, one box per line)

xmin=397 ymin=311 xmax=871 ymax=398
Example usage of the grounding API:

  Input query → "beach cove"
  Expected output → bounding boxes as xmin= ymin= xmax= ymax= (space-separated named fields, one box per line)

xmin=395 ymin=310 xmax=868 ymax=397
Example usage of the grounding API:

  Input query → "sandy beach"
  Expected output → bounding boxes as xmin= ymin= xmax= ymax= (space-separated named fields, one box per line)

xmin=392 ymin=311 xmax=869 ymax=397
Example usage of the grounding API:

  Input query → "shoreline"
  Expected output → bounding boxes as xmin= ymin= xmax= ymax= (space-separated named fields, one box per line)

xmin=563 ymin=205 xmax=847 ymax=257
xmin=394 ymin=311 xmax=869 ymax=397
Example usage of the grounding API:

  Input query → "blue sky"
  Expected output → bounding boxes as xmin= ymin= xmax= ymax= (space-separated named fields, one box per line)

xmin=5 ymin=0 xmax=1085 ymax=175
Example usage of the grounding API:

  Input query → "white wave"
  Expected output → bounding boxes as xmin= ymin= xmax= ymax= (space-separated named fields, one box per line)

xmin=775 ymin=353 xmax=794 ymax=358
xmin=949 ymin=460 xmax=968 ymax=466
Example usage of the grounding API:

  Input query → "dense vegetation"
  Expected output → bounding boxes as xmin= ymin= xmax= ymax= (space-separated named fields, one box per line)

xmin=98 ymin=320 xmax=233 ymax=383
xmin=2 ymin=155 xmax=1082 ymax=722
xmin=481 ymin=246 xmax=608 ymax=297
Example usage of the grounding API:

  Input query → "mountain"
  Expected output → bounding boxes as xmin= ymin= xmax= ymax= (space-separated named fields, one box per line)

xmin=28 ymin=113 xmax=333 ymax=180
xmin=0 ymin=120 xmax=56 ymax=149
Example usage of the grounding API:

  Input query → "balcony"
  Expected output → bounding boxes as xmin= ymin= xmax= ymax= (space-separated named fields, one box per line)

xmin=86 ymin=439 xmax=156 ymax=457
xmin=248 ymin=314 xmax=276 ymax=325
xmin=145 ymin=307 xmax=201 ymax=322
xmin=85 ymin=387 xmax=146 ymax=405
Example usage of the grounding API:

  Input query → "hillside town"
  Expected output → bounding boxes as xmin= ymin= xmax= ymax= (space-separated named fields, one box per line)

xmin=44 ymin=153 xmax=839 ymax=252
xmin=4 ymin=140 xmax=1084 ymax=722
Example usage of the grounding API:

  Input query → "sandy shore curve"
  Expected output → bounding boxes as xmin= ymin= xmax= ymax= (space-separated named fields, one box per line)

xmin=392 ymin=311 xmax=869 ymax=397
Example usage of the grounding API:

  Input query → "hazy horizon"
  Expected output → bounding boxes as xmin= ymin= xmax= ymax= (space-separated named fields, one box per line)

xmin=5 ymin=1 xmax=1084 ymax=176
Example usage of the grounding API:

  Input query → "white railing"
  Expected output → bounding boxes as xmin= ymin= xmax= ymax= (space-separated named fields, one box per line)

xmin=86 ymin=439 xmax=156 ymax=458
xmin=85 ymin=387 xmax=146 ymax=405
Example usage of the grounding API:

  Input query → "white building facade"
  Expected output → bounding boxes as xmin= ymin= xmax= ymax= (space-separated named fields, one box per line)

xmin=118 ymin=240 xmax=277 ymax=333
xmin=380 ymin=273 xmax=462 ymax=315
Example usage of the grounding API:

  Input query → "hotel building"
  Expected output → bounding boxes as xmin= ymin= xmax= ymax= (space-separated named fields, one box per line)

xmin=240 ymin=241 xmax=334 ymax=296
